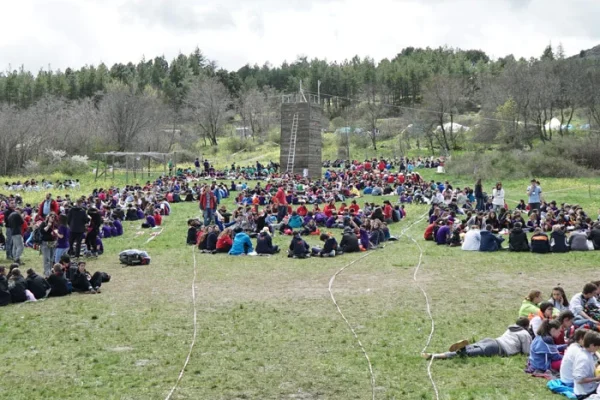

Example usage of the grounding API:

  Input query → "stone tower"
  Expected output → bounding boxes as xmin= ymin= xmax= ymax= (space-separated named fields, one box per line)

xmin=280 ymin=97 xmax=322 ymax=178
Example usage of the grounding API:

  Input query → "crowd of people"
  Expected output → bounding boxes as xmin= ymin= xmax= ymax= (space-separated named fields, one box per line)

xmin=422 ymin=179 xmax=600 ymax=253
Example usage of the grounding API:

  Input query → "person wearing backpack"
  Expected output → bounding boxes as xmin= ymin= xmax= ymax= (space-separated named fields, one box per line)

xmin=25 ymin=268 xmax=50 ymax=299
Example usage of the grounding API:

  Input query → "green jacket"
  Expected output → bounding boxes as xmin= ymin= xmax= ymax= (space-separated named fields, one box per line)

xmin=518 ymin=300 xmax=540 ymax=317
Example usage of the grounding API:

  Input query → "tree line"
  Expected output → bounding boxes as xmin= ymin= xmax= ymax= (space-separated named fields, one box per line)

xmin=0 ymin=44 xmax=599 ymax=175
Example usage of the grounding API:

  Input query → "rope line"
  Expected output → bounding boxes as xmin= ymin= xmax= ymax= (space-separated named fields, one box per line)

xmin=328 ymin=251 xmax=376 ymax=400
xmin=407 ymin=213 xmax=439 ymax=400
xmin=164 ymin=245 xmax=198 ymax=400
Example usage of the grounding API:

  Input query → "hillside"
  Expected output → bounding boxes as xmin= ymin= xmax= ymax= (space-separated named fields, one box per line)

xmin=573 ymin=44 xmax=600 ymax=59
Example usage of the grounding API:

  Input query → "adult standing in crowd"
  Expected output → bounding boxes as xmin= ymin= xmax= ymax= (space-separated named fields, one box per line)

xmin=275 ymin=184 xmax=288 ymax=222
xmin=40 ymin=213 xmax=58 ymax=277
xmin=3 ymin=201 xmax=15 ymax=260
xmin=492 ymin=182 xmax=505 ymax=212
xmin=527 ymin=179 xmax=542 ymax=214
xmin=86 ymin=207 xmax=102 ymax=257
xmin=199 ymin=185 xmax=217 ymax=226
xmin=38 ymin=193 xmax=59 ymax=219
xmin=475 ymin=179 xmax=485 ymax=211
xmin=7 ymin=207 xmax=24 ymax=265
xmin=68 ymin=199 xmax=87 ymax=259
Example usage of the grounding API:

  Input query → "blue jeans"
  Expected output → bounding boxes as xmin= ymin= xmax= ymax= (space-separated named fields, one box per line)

xmin=55 ymin=247 xmax=69 ymax=263
xmin=5 ymin=228 xmax=13 ymax=259
xmin=203 ymin=208 xmax=214 ymax=226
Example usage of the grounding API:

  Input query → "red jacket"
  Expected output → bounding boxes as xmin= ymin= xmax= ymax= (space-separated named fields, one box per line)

xmin=38 ymin=199 xmax=59 ymax=217
xmin=275 ymin=188 xmax=287 ymax=206
xmin=199 ymin=191 xmax=216 ymax=210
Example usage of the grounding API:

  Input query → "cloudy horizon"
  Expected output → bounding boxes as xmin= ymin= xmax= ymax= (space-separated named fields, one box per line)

xmin=1 ymin=0 xmax=599 ymax=73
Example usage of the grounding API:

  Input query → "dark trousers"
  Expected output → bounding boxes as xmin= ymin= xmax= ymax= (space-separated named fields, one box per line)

xmin=463 ymin=338 xmax=501 ymax=357
xmin=90 ymin=272 xmax=103 ymax=289
xmin=528 ymin=203 xmax=541 ymax=215
xmin=86 ymin=230 xmax=98 ymax=253
xmin=69 ymin=232 xmax=84 ymax=258
xmin=277 ymin=205 xmax=287 ymax=223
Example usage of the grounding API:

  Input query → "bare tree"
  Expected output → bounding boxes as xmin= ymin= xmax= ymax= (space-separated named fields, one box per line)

xmin=185 ymin=76 xmax=231 ymax=146
xmin=422 ymin=74 xmax=468 ymax=153
xmin=100 ymin=83 xmax=161 ymax=151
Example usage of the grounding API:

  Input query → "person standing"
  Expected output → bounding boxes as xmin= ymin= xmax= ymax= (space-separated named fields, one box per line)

xmin=275 ymin=184 xmax=288 ymax=223
xmin=194 ymin=158 xmax=200 ymax=174
xmin=474 ymin=179 xmax=485 ymax=212
xmin=86 ymin=207 xmax=102 ymax=257
xmin=199 ymin=185 xmax=217 ymax=226
xmin=7 ymin=207 xmax=24 ymax=265
xmin=40 ymin=213 xmax=58 ymax=277
xmin=54 ymin=214 xmax=70 ymax=263
xmin=38 ymin=193 xmax=59 ymax=219
xmin=491 ymin=182 xmax=505 ymax=213
xmin=527 ymin=179 xmax=542 ymax=214
xmin=3 ymin=201 xmax=15 ymax=260
xmin=68 ymin=199 xmax=87 ymax=259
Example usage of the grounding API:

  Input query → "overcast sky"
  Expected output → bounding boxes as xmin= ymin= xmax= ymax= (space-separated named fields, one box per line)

xmin=1 ymin=0 xmax=599 ymax=73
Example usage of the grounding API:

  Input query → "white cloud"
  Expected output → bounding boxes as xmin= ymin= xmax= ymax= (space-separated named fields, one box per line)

xmin=0 ymin=0 xmax=599 ymax=73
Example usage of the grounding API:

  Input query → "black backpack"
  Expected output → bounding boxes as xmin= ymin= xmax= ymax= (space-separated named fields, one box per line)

xmin=119 ymin=249 xmax=151 ymax=266
xmin=32 ymin=228 xmax=43 ymax=245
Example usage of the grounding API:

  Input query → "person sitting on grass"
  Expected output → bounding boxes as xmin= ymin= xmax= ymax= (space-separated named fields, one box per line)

xmin=569 ymin=283 xmax=600 ymax=329
xmin=572 ymin=331 xmax=600 ymax=398
xmin=530 ymin=301 xmax=555 ymax=336
xmin=8 ymin=267 xmax=28 ymax=303
xmin=435 ymin=220 xmax=451 ymax=245
xmin=25 ymin=268 xmax=50 ymax=300
xmin=47 ymin=263 xmax=70 ymax=297
xmin=340 ymin=227 xmax=360 ymax=253
xmin=205 ymin=226 xmax=219 ymax=253
xmin=216 ymin=228 xmax=233 ymax=253
xmin=508 ymin=222 xmax=530 ymax=252
xmin=549 ymin=287 xmax=570 ymax=314
xmin=312 ymin=232 xmax=339 ymax=257
xmin=71 ymin=261 xmax=103 ymax=294
xmin=141 ymin=212 xmax=156 ymax=229
xmin=0 ymin=266 xmax=11 ymax=306
xmin=530 ymin=228 xmax=551 ymax=254
xmin=421 ymin=317 xmax=532 ymax=360
xmin=569 ymin=226 xmax=590 ymax=251
xmin=519 ymin=290 xmax=543 ymax=318
xmin=229 ymin=227 xmax=253 ymax=256
xmin=255 ymin=227 xmax=280 ymax=255
xmin=461 ymin=226 xmax=480 ymax=251
xmin=288 ymin=231 xmax=310 ymax=259
xmin=479 ymin=224 xmax=504 ymax=252
xmin=550 ymin=225 xmax=570 ymax=253
xmin=528 ymin=319 xmax=565 ymax=374
xmin=186 ymin=219 xmax=200 ymax=245
xmin=558 ymin=328 xmax=587 ymax=388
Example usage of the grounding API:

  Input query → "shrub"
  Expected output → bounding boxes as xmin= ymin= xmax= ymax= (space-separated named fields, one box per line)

xmin=225 ymin=137 xmax=255 ymax=153
xmin=57 ymin=159 xmax=89 ymax=176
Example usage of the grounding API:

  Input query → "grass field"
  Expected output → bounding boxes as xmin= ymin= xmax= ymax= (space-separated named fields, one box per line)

xmin=1 ymin=169 xmax=599 ymax=399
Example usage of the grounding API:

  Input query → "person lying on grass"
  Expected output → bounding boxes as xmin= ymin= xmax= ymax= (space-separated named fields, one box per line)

xmin=421 ymin=317 xmax=532 ymax=360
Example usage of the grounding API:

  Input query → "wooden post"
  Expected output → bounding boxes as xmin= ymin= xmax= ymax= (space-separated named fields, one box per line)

xmin=95 ymin=158 xmax=100 ymax=182
xmin=111 ymin=155 xmax=115 ymax=180
xmin=133 ymin=156 xmax=137 ymax=179
xmin=163 ymin=155 xmax=167 ymax=176
xmin=125 ymin=156 xmax=129 ymax=184
xmin=103 ymin=155 xmax=108 ymax=181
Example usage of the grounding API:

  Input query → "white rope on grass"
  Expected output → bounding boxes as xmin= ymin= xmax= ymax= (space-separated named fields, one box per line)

xmin=328 ymin=251 xmax=376 ymax=400
xmin=164 ymin=245 xmax=199 ymax=400
xmin=326 ymin=213 xmax=430 ymax=400
xmin=146 ymin=228 xmax=164 ymax=244
xmin=408 ymin=234 xmax=439 ymax=400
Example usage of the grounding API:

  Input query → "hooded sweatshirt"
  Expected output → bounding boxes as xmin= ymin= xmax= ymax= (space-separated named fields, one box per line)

xmin=528 ymin=335 xmax=562 ymax=371
xmin=495 ymin=325 xmax=532 ymax=356
xmin=508 ymin=227 xmax=530 ymax=252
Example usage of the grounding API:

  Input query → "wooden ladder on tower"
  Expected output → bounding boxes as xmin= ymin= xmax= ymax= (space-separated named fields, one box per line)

xmin=286 ymin=112 xmax=299 ymax=173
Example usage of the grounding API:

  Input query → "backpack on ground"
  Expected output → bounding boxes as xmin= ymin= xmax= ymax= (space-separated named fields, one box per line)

xmin=119 ymin=249 xmax=151 ymax=266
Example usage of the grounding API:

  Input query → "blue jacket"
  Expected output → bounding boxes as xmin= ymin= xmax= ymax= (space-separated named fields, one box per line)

xmin=529 ymin=335 xmax=562 ymax=371
xmin=288 ymin=215 xmax=304 ymax=229
xmin=229 ymin=232 xmax=254 ymax=255
xmin=479 ymin=230 xmax=504 ymax=252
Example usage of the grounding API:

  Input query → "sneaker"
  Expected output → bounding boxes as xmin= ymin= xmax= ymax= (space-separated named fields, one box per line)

xmin=448 ymin=339 xmax=469 ymax=353
xmin=94 ymin=287 xmax=102 ymax=294
xmin=16 ymin=259 xmax=25 ymax=266
xmin=421 ymin=353 xmax=432 ymax=360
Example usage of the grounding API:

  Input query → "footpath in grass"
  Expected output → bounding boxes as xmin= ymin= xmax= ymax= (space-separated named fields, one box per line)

xmin=1 ymin=172 xmax=598 ymax=399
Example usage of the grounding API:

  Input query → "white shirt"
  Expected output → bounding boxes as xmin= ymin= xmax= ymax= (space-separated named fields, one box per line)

xmin=573 ymin=348 xmax=598 ymax=395
xmin=492 ymin=188 xmax=505 ymax=206
xmin=462 ymin=229 xmax=481 ymax=251
xmin=530 ymin=316 xmax=544 ymax=337
xmin=561 ymin=343 xmax=583 ymax=385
